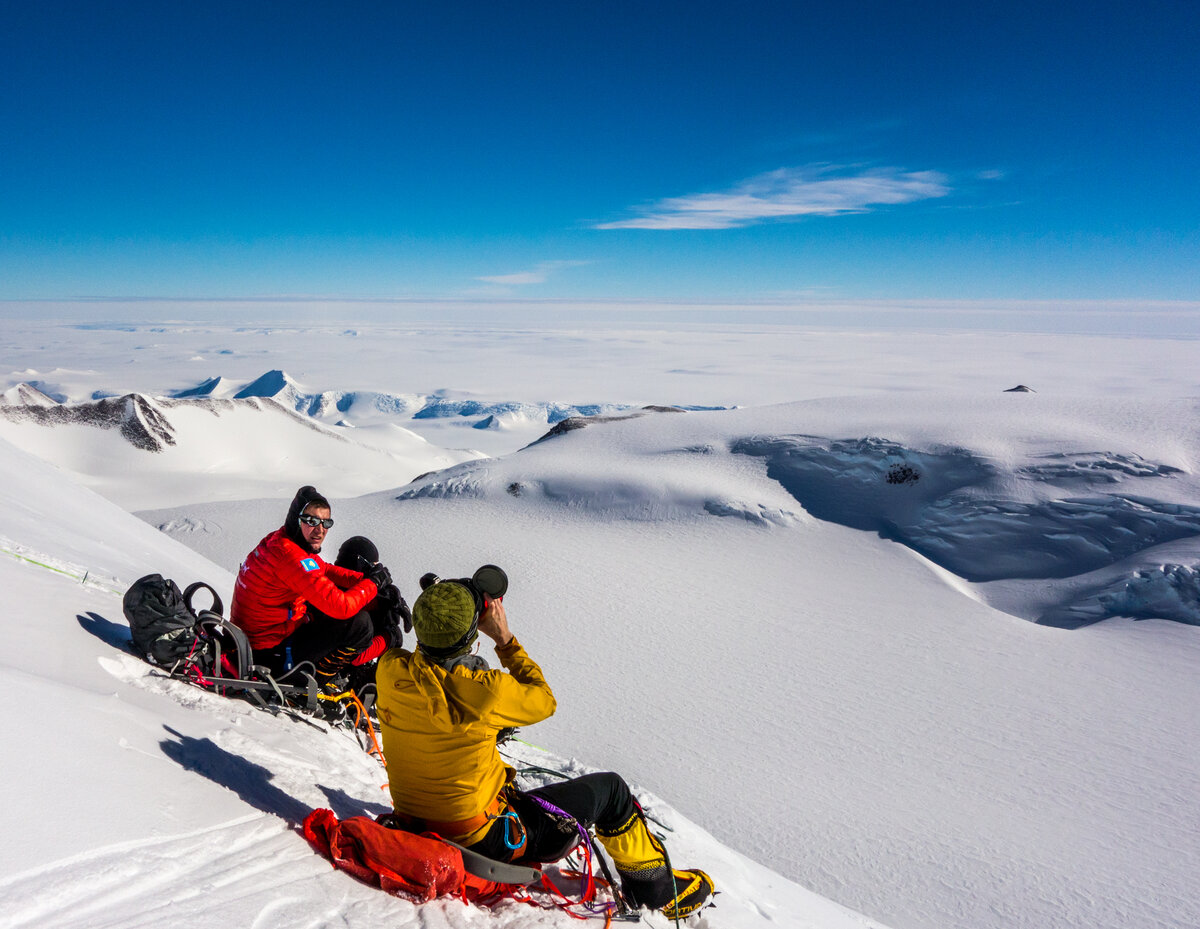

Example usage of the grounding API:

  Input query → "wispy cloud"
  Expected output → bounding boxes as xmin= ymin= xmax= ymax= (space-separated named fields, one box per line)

xmin=595 ymin=165 xmax=951 ymax=230
xmin=477 ymin=260 xmax=591 ymax=286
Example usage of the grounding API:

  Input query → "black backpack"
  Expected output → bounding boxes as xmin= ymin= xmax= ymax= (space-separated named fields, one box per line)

xmin=122 ymin=574 xmax=224 ymax=668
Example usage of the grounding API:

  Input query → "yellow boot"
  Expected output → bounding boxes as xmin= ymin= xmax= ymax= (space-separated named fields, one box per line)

xmin=596 ymin=810 xmax=714 ymax=917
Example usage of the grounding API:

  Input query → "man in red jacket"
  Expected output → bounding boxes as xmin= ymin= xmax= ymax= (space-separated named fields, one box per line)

xmin=231 ymin=485 xmax=391 ymax=691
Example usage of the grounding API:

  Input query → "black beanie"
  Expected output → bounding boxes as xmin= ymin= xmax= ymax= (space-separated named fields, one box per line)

xmin=335 ymin=535 xmax=379 ymax=571
xmin=285 ymin=485 xmax=331 ymax=553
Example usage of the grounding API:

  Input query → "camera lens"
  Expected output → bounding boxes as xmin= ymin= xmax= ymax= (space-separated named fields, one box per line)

xmin=472 ymin=564 xmax=508 ymax=599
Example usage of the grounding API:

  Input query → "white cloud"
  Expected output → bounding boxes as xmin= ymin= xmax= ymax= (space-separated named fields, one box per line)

xmin=595 ymin=165 xmax=951 ymax=230
xmin=477 ymin=260 xmax=591 ymax=286
xmin=478 ymin=271 xmax=547 ymax=285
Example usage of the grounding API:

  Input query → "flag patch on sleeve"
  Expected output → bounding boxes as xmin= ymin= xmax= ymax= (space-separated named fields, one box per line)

xmin=300 ymin=558 xmax=320 ymax=572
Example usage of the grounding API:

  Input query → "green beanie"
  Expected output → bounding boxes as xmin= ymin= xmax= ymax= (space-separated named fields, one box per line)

xmin=412 ymin=582 xmax=478 ymax=651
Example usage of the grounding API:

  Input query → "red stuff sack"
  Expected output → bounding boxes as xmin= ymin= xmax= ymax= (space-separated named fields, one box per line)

xmin=303 ymin=808 xmax=508 ymax=902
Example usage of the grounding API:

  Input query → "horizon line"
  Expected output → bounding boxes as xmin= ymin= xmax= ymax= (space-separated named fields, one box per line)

xmin=4 ymin=296 xmax=1200 ymax=313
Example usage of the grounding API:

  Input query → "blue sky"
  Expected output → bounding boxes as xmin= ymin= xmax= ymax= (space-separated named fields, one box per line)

xmin=2 ymin=1 xmax=1198 ymax=308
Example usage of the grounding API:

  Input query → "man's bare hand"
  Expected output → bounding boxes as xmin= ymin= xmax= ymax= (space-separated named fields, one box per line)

xmin=478 ymin=598 xmax=513 ymax=647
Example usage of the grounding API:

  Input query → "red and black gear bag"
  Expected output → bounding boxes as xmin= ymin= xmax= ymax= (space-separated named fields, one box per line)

xmin=303 ymin=808 xmax=511 ymax=902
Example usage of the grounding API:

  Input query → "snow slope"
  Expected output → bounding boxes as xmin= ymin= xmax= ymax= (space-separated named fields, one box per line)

xmin=0 ymin=393 xmax=480 ymax=508
xmin=0 ymin=433 xmax=883 ymax=929
xmin=146 ymin=395 xmax=1200 ymax=929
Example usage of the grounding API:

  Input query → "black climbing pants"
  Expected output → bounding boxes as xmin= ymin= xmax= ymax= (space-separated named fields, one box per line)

xmin=469 ymin=771 xmax=637 ymax=864
xmin=254 ymin=607 xmax=373 ymax=676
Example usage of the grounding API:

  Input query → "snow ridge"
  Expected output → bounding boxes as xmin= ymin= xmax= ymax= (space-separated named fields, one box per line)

xmin=396 ymin=412 xmax=1200 ymax=627
xmin=414 ymin=395 xmax=632 ymax=426
xmin=1042 ymin=562 xmax=1200 ymax=628
xmin=213 ymin=370 xmax=651 ymax=441
xmin=171 ymin=375 xmax=230 ymax=398
xmin=1 ymin=382 xmax=60 ymax=407
xmin=0 ymin=392 xmax=178 ymax=452
xmin=731 ymin=435 xmax=1200 ymax=623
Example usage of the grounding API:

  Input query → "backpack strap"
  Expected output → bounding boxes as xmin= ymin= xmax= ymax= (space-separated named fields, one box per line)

xmin=196 ymin=615 xmax=253 ymax=681
xmin=440 ymin=839 xmax=542 ymax=885
xmin=183 ymin=581 xmax=224 ymax=617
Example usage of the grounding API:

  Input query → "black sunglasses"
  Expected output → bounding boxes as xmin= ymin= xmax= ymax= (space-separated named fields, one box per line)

xmin=299 ymin=514 xmax=335 ymax=529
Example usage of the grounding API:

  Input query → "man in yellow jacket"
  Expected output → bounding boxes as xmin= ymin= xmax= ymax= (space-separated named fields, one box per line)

xmin=375 ymin=575 xmax=714 ymax=919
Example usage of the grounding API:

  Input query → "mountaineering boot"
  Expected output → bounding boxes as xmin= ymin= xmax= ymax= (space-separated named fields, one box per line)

xmin=347 ymin=660 xmax=379 ymax=699
xmin=596 ymin=809 xmax=715 ymax=917
xmin=315 ymin=648 xmax=358 ymax=722
xmin=315 ymin=645 xmax=362 ymax=722
xmin=318 ymin=679 xmax=349 ymax=722
xmin=314 ymin=644 xmax=360 ymax=690
xmin=655 ymin=869 xmax=716 ymax=920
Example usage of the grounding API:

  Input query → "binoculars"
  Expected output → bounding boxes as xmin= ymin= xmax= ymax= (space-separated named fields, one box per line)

xmin=419 ymin=564 xmax=508 ymax=606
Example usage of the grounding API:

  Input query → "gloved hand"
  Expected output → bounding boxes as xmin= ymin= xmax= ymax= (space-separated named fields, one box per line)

xmin=382 ymin=619 xmax=404 ymax=650
xmin=376 ymin=584 xmax=405 ymax=620
xmin=367 ymin=563 xmax=392 ymax=591
xmin=376 ymin=586 xmax=411 ymax=643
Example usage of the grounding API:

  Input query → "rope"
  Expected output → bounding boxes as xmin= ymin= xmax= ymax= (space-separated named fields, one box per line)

xmin=522 ymin=793 xmax=621 ymax=921
xmin=318 ymin=689 xmax=387 ymax=764
xmin=659 ymin=834 xmax=681 ymax=929
xmin=633 ymin=799 xmax=683 ymax=929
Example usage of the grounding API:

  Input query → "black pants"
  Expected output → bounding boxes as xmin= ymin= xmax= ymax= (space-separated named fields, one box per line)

xmin=470 ymin=771 xmax=637 ymax=864
xmin=255 ymin=607 xmax=373 ymax=675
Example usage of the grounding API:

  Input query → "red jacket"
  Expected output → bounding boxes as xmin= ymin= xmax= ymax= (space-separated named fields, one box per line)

xmin=231 ymin=527 xmax=378 ymax=649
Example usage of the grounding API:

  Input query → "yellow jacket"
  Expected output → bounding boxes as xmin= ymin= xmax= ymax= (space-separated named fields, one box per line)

xmin=376 ymin=637 xmax=557 ymax=829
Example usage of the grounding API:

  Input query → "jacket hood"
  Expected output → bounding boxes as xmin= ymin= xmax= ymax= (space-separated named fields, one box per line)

xmin=284 ymin=485 xmax=330 ymax=553
xmin=409 ymin=651 xmax=492 ymax=731
xmin=409 ymin=652 xmax=459 ymax=730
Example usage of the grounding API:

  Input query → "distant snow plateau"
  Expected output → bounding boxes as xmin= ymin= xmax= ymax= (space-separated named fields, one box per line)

xmin=6 ymin=378 xmax=1199 ymax=628
xmin=388 ymin=400 xmax=1200 ymax=629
